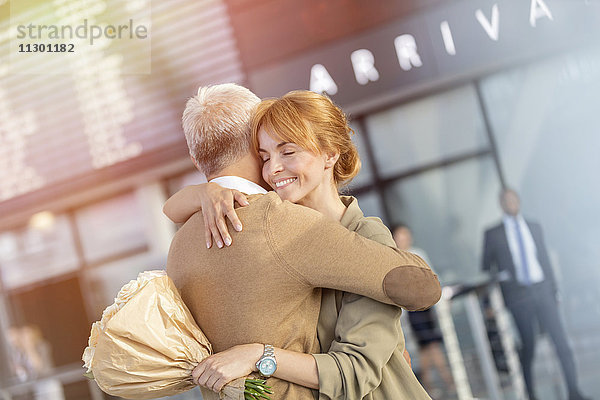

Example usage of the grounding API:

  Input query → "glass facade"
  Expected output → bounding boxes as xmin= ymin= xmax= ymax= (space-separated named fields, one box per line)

xmin=346 ymin=46 xmax=600 ymax=397
xmin=366 ymin=85 xmax=490 ymax=179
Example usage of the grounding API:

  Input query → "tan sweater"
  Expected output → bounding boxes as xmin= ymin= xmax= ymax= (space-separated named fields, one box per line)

xmin=167 ymin=192 xmax=440 ymax=400
xmin=314 ymin=197 xmax=431 ymax=399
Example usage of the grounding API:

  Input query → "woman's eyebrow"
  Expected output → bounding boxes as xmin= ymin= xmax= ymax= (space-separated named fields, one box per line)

xmin=258 ymin=142 xmax=291 ymax=153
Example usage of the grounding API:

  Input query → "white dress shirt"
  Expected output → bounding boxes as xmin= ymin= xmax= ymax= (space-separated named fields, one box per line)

xmin=502 ymin=214 xmax=545 ymax=285
xmin=209 ymin=176 xmax=267 ymax=195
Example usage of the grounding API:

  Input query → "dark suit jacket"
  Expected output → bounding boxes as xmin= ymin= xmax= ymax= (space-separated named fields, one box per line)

xmin=482 ymin=218 xmax=557 ymax=304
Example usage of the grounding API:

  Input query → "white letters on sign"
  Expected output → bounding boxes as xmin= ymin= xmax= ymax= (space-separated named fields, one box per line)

xmin=440 ymin=20 xmax=456 ymax=55
xmin=307 ymin=1 xmax=560 ymax=93
xmin=394 ymin=34 xmax=423 ymax=71
xmin=530 ymin=0 xmax=554 ymax=27
xmin=475 ymin=4 xmax=500 ymax=41
xmin=310 ymin=64 xmax=338 ymax=95
xmin=351 ymin=49 xmax=380 ymax=85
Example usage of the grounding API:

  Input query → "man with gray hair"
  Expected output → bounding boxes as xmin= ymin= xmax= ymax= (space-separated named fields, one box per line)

xmin=166 ymin=83 xmax=441 ymax=400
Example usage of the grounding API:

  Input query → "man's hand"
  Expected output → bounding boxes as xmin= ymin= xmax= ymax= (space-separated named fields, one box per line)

xmin=192 ymin=343 xmax=262 ymax=393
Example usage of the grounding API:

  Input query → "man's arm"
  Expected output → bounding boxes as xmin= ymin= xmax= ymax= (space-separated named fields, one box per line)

xmin=529 ymin=222 xmax=558 ymax=293
xmin=266 ymin=198 xmax=441 ymax=311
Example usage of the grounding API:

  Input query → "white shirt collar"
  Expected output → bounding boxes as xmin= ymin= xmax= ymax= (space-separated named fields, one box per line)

xmin=209 ymin=176 xmax=267 ymax=195
xmin=502 ymin=213 xmax=524 ymax=226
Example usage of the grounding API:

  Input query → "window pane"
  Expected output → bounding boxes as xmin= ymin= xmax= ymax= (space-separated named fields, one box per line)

xmin=479 ymin=47 xmax=600 ymax=276
xmin=84 ymin=254 xmax=165 ymax=319
xmin=346 ymin=122 xmax=374 ymax=189
xmin=353 ymin=190 xmax=384 ymax=221
xmin=75 ymin=193 xmax=147 ymax=264
xmin=384 ymin=156 xmax=500 ymax=284
xmin=0 ymin=215 xmax=79 ymax=290
xmin=7 ymin=277 xmax=90 ymax=373
xmin=366 ymin=85 xmax=489 ymax=178
xmin=479 ymin=46 xmax=600 ymax=352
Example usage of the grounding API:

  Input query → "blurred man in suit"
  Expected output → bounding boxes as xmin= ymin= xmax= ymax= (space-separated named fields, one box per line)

xmin=482 ymin=188 xmax=589 ymax=400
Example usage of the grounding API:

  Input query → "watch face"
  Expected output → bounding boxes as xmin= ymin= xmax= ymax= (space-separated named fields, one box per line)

xmin=259 ymin=358 xmax=276 ymax=375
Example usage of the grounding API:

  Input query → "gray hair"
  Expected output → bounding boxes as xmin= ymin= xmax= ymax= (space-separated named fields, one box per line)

xmin=182 ymin=83 xmax=260 ymax=177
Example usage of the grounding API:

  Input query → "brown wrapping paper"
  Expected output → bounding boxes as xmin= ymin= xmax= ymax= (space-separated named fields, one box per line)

xmin=86 ymin=272 xmax=246 ymax=400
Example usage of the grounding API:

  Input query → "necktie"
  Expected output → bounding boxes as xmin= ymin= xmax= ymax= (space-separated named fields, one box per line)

xmin=514 ymin=218 xmax=531 ymax=285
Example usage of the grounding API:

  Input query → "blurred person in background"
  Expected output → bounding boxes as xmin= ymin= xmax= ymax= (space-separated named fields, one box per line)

xmin=482 ymin=188 xmax=590 ymax=400
xmin=165 ymin=87 xmax=438 ymax=399
xmin=393 ymin=224 xmax=455 ymax=397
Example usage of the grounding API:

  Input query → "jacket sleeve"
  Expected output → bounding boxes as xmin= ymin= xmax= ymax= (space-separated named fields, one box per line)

xmin=265 ymin=198 xmax=441 ymax=311
xmin=313 ymin=222 xmax=405 ymax=399
xmin=314 ymin=293 xmax=403 ymax=399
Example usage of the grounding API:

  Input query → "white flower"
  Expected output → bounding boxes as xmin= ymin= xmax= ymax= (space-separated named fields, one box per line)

xmin=88 ymin=322 xmax=101 ymax=347
xmin=100 ymin=302 xmax=121 ymax=325
xmin=114 ymin=270 xmax=165 ymax=306
xmin=115 ymin=279 xmax=141 ymax=306
xmin=82 ymin=346 xmax=95 ymax=373
xmin=83 ymin=269 xmax=167 ymax=376
xmin=138 ymin=270 xmax=166 ymax=283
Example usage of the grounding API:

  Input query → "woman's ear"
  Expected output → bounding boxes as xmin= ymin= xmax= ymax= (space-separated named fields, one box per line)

xmin=324 ymin=151 xmax=340 ymax=169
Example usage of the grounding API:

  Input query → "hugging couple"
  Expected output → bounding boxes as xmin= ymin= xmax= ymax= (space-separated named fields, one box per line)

xmin=164 ymin=83 xmax=441 ymax=400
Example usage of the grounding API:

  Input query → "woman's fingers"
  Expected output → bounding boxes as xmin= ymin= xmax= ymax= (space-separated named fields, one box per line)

xmin=203 ymin=189 xmax=247 ymax=249
xmin=205 ymin=373 xmax=221 ymax=393
xmin=195 ymin=359 xmax=215 ymax=388
xmin=206 ymin=218 xmax=224 ymax=248
xmin=233 ymin=190 xmax=250 ymax=207
xmin=216 ymin=213 xmax=232 ymax=247
xmin=195 ymin=360 xmax=229 ymax=393
xmin=203 ymin=214 xmax=213 ymax=249
xmin=228 ymin=192 xmax=246 ymax=232
xmin=213 ymin=376 xmax=228 ymax=392
xmin=200 ymin=186 xmax=247 ymax=248
xmin=191 ymin=361 xmax=207 ymax=385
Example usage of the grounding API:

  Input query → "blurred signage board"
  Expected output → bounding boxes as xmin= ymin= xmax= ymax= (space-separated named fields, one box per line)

xmin=248 ymin=0 xmax=600 ymax=112
xmin=0 ymin=0 xmax=244 ymax=226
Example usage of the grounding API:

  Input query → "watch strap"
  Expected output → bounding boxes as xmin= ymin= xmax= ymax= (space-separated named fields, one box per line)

xmin=262 ymin=344 xmax=275 ymax=358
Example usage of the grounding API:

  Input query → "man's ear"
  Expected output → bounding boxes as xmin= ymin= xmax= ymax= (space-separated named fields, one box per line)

xmin=324 ymin=151 xmax=340 ymax=169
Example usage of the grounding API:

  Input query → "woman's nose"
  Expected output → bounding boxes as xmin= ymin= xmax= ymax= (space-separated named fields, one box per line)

xmin=267 ymin=156 xmax=283 ymax=177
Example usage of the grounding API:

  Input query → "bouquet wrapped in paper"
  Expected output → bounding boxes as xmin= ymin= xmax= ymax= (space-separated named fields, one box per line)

xmin=82 ymin=270 xmax=272 ymax=400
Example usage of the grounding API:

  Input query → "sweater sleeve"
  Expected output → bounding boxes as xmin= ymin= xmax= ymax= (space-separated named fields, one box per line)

xmin=313 ymin=219 xmax=406 ymax=399
xmin=265 ymin=197 xmax=441 ymax=310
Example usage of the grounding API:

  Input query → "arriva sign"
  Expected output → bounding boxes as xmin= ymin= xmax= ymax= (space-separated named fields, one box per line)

xmin=249 ymin=0 xmax=597 ymax=110
xmin=310 ymin=0 xmax=554 ymax=95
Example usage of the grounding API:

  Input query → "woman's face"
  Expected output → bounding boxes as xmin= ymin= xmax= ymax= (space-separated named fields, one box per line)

xmin=257 ymin=127 xmax=335 ymax=206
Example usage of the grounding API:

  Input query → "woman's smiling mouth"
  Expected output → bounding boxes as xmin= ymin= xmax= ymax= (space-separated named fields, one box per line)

xmin=274 ymin=177 xmax=297 ymax=189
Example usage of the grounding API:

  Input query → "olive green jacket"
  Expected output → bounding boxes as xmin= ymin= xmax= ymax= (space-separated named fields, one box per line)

xmin=313 ymin=196 xmax=432 ymax=400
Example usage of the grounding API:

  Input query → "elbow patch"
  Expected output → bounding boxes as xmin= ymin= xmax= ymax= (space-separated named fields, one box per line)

xmin=383 ymin=266 xmax=442 ymax=311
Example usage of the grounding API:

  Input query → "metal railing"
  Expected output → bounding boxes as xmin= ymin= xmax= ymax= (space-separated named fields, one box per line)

xmin=437 ymin=278 xmax=528 ymax=400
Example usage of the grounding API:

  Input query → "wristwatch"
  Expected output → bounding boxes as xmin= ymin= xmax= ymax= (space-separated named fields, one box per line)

xmin=255 ymin=344 xmax=277 ymax=377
